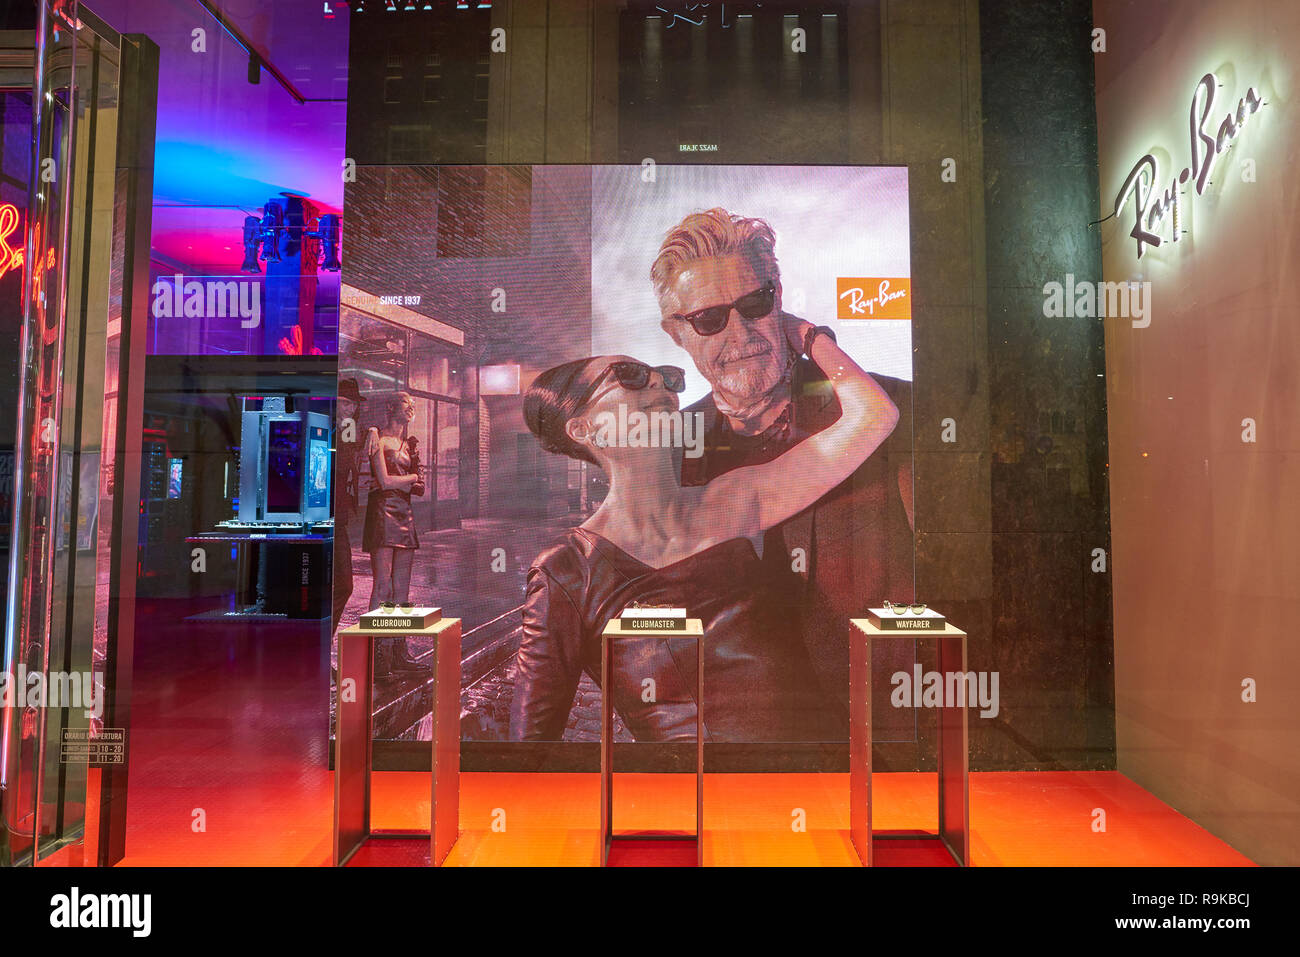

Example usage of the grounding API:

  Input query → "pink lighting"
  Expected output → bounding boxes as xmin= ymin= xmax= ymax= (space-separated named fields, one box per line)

xmin=479 ymin=363 xmax=521 ymax=395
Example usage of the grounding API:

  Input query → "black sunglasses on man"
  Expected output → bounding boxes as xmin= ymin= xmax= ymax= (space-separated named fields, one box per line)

xmin=670 ymin=280 xmax=777 ymax=337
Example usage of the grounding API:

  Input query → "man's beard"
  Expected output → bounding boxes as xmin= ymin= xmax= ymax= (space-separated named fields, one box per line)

xmin=716 ymin=361 xmax=782 ymax=399
xmin=713 ymin=337 xmax=786 ymax=399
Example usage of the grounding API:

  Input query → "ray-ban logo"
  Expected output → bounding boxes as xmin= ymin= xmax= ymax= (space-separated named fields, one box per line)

xmin=1113 ymin=71 xmax=1265 ymax=259
xmin=836 ymin=277 xmax=911 ymax=320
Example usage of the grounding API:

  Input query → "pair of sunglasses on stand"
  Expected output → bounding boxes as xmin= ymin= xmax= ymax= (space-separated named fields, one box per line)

xmin=380 ymin=601 xmax=415 ymax=614
xmin=576 ymin=361 xmax=686 ymax=411
xmin=884 ymin=601 xmax=928 ymax=615
xmin=670 ymin=280 xmax=777 ymax=337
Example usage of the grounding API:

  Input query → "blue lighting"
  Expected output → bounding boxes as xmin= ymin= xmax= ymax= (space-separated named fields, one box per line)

xmin=153 ymin=141 xmax=299 ymax=208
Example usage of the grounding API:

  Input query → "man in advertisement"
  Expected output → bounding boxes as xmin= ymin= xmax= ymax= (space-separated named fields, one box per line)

xmin=655 ymin=208 xmax=915 ymax=720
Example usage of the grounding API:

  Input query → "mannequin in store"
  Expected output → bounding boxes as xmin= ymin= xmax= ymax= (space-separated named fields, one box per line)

xmin=362 ymin=391 xmax=425 ymax=672
xmin=510 ymin=316 xmax=898 ymax=741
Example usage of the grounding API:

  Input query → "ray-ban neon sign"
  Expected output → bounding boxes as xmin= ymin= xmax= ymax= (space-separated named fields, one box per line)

xmin=0 ymin=204 xmax=24 ymax=281
xmin=1114 ymin=72 xmax=1265 ymax=258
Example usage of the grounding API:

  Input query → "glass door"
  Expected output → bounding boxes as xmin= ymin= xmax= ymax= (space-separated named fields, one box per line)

xmin=1 ymin=1 xmax=153 ymax=867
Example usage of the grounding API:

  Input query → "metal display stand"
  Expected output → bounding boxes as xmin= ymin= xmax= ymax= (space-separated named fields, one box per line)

xmin=333 ymin=617 xmax=461 ymax=866
xmin=600 ymin=619 xmax=704 ymax=866
xmin=185 ymin=531 xmax=330 ymax=619
xmin=849 ymin=618 xmax=970 ymax=866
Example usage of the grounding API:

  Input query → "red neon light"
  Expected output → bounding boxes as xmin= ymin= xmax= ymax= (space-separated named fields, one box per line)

xmin=0 ymin=204 xmax=24 ymax=281
xmin=278 ymin=324 xmax=323 ymax=356
xmin=23 ymin=217 xmax=56 ymax=306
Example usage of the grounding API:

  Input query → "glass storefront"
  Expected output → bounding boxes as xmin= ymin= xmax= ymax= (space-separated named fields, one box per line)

xmin=0 ymin=0 xmax=1295 ymax=890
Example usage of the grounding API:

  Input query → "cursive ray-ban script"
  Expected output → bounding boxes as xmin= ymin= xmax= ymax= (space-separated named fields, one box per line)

xmin=1114 ymin=72 xmax=1265 ymax=258
xmin=839 ymin=279 xmax=907 ymax=317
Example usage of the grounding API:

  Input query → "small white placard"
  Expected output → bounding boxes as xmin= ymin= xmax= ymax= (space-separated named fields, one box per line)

xmin=365 ymin=606 xmax=439 ymax=618
xmin=621 ymin=607 xmax=687 ymax=618
xmin=869 ymin=606 xmax=944 ymax=619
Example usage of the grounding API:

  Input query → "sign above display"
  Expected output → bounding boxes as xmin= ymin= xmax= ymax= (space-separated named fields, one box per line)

xmin=1113 ymin=71 xmax=1265 ymax=259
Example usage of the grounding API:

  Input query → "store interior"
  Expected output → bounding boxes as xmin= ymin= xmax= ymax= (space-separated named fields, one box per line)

xmin=0 ymin=0 xmax=1295 ymax=868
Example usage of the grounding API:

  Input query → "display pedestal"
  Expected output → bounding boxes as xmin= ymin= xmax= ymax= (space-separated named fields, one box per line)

xmin=334 ymin=617 xmax=461 ymax=866
xmin=600 ymin=618 xmax=704 ymax=866
xmin=849 ymin=618 xmax=969 ymax=866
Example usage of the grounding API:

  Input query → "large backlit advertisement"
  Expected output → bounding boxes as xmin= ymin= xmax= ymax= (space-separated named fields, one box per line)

xmin=334 ymin=164 xmax=914 ymax=750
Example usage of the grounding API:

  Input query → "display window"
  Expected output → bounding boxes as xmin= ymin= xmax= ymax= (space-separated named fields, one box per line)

xmin=0 ymin=0 xmax=1292 ymax=929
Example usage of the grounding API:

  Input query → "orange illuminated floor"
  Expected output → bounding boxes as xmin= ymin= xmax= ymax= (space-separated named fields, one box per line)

xmin=102 ymin=600 xmax=1256 ymax=867
xmin=112 ymin=770 xmax=1255 ymax=867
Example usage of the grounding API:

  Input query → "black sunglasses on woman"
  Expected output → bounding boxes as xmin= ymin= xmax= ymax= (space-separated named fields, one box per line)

xmin=575 ymin=360 xmax=686 ymax=412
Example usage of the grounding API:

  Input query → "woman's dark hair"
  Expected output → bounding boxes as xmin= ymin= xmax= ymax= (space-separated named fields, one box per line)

xmin=524 ymin=358 xmax=601 ymax=466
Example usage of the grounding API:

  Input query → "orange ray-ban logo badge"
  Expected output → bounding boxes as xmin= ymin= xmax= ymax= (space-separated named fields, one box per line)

xmin=836 ymin=277 xmax=911 ymax=320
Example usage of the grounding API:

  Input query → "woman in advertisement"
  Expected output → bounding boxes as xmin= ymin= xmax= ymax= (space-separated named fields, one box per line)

xmin=510 ymin=314 xmax=899 ymax=742
xmin=362 ymin=391 xmax=425 ymax=609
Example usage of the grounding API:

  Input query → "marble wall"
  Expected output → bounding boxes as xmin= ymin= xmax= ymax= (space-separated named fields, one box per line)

xmin=976 ymin=0 xmax=1114 ymax=769
xmin=871 ymin=0 xmax=1114 ymax=771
